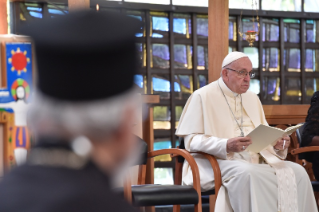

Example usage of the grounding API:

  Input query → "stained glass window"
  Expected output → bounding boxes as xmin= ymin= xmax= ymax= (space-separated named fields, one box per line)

xmin=152 ymin=75 xmax=171 ymax=99
xmin=175 ymin=75 xmax=193 ymax=100
xmin=243 ymin=47 xmax=259 ymax=69
xmin=305 ymin=49 xmax=319 ymax=72
xmin=127 ymin=11 xmax=146 ymax=37
xmin=306 ymin=78 xmax=319 ymax=102
xmin=229 ymin=17 xmax=237 ymax=41
xmin=198 ymin=75 xmax=208 ymax=88
xmin=263 ymin=48 xmax=280 ymax=72
xmin=262 ymin=77 xmax=281 ymax=102
xmin=47 ymin=4 xmax=68 ymax=18
xmin=136 ymin=43 xmax=146 ymax=67
xmin=284 ymin=19 xmax=300 ymax=43
xmin=175 ymin=106 xmax=184 ymax=128
xmin=173 ymin=14 xmax=192 ymax=38
xmin=306 ymin=20 xmax=319 ymax=43
xmin=174 ymin=45 xmax=193 ymax=69
xmin=134 ymin=75 xmax=147 ymax=94
xmin=284 ymin=48 xmax=301 ymax=72
xmin=262 ymin=0 xmax=301 ymax=11
xmin=304 ymin=0 xmax=319 ymax=12
xmin=153 ymin=106 xmax=171 ymax=130
xmin=263 ymin=19 xmax=279 ymax=42
xmin=229 ymin=47 xmax=237 ymax=53
xmin=197 ymin=15 xmax=208 ymax=38
xmin=284 ymin=78 xmax=301 ymax=103
xmin=152 ymin=44 xmax=170 ymax=69
xmin=197 ymin=45 xmax=208 ymax=70
xmin=249 ymin=79 xmax=260 ymax=95
xmin=151 ymin=12 xmax=169 ymax=38
xmin=20 ymin=3 xmax=43 ymax=19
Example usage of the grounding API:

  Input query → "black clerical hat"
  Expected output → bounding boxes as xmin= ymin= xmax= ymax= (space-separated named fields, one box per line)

xmin=21 ymin=10 xmax=141 ymax=101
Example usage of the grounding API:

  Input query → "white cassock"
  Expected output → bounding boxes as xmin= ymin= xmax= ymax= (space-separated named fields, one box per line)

xmin=176 ymin=78 xmax=317 ymax=212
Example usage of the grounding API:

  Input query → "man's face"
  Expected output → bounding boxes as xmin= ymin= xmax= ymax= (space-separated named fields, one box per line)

xmin=222 ymin=57 xmax=253 ymax=94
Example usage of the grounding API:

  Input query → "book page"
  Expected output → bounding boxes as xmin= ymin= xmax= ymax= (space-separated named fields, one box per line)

xmin=246 ymin=124 xmax=284 ymax=153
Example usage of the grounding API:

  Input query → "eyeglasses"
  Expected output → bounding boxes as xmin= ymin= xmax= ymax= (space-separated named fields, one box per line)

xmin=225 ymin=68 xmax=255 ymax=79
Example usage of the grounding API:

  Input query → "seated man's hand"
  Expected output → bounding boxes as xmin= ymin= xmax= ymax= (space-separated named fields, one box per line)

xmin=227 ymin=137 xmax=252 ymax=153
xmin=273 ymin=135 xmax=290 ymax=151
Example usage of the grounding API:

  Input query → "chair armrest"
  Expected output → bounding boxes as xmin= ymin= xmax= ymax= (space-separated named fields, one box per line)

xmin=190 ymin=152 xmax=222 ymax=196
xmin=148 ymin=148 xmax=202 ymax=205
xmin=291 ymin=147 xmax=319 ymax=155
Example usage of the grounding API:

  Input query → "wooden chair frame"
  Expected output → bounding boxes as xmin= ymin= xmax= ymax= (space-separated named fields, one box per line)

xmin=124 ymin=148 xmax=203 ymax=212
xmin=172 ymin=151 xmax=222 ymax=212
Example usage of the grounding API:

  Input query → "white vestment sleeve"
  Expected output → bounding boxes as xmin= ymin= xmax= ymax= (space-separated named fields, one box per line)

xmin=184 ymin=134 xmax=228 ymax=160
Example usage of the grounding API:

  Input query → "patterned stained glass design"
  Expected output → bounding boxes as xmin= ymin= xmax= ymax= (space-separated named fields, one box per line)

xmin=306 ymin=20 xmax=319 ymax=43
xmin=284 ymin=48 xmax=301 ymax=72
xmin=243 ymin=47 xmax=259 ymax=69
xmin=151 ymin=12 xmax=169 ymax=38
xmin=284 ymin=19 xmax=300 ymax=43
xmin=127 ymin=11 xmax=146 ymax=37
xmin=175 ymin=106 xmax=184 ymax=128
xmin=152 ymin=75 xmax=170 ymax=99
xmin=134 ymin=75 xmax=147 ymax=94
xmin=197 ymin=45 xmax=208 ymax=70
xmin=249 ymin=79 xmax=260 ymax=95
xmin=263 ymin=48 xmax=280 ymax=72
xmin=153 ymin=106 xmax=171 ymax=129
xmin=136 ymin=43 xmax=146 ymax=67
xmin=174 ymin=45 xmax=193 ymax=69
xmin=304 ymin=0 xmax=319 ymax=12
xmin=173 ymin=14 xmax=192 ymax=38
xmin=263 ymin=19 xmax=279 ymax=42
xmin=262 ymin=77 xmax=281 ymax=102
xmin=284 ymin=78 xmax=301 ymax=103
xmin=47 ymin=3 xmax=68 ymax=18
xmin=198 ymin=75 xmax=208 ymax=88
xmin=305 ymin=49 xmax=319 ymax=72
xmin=174 ymin=75 xmax=193 ymax=100
xmin=262 ymin=0 xmax=301 ymax=11
xmin=306 ymin=78 xmax=319 ymax=102
xmin=151 ymin=44 xmax=170 ymax=69
xmin=153 ymin=139 xmax=173 ymax=161
xmin=197 ymin=15 xmax=208 ymax=38
xmin=20 ymin=3 xmax=43 ymax=19
xmin=229 ymin=17 xmax=237 ymax=41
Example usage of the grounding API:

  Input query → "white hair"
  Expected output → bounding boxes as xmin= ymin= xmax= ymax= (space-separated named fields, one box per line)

xmin=27 ymin=88 xmax=140 ymax=140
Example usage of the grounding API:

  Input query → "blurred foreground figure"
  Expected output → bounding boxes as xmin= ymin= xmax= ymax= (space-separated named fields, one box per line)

xmin=176 ymin=52 xmax=317 ymax=212
xmin=0 ymin=11 xmax=141 ymax=212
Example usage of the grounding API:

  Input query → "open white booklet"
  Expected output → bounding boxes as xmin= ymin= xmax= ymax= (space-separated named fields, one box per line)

xmin=245 ymin=123 xmax=303 ymax=153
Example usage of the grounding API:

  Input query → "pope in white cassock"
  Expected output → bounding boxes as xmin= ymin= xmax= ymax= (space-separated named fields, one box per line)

xmin=176 ymin=52 xmax=318 ymax=212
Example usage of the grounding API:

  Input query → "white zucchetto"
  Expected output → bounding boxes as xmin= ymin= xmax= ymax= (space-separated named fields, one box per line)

xmin=222 ymin=51 xmax=249 ymax=68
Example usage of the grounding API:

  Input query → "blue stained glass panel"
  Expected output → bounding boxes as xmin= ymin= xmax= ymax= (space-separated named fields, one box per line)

xmin=197 ymin=45 xmax=208 ymax=70
xmin=174 ymin=45 xmax=192 ymax=69
xmin=134 ymin=75 xmax=143 ymax=88
xmin=174 ymin=75 xmax=193 ymax=100
xmin=198 ymin=75 xmax=207 ymax=88
xmin=229 ymin=22 xmax=234 ymax=40
xmin=197 ymin=17 xmax=208 ymax=37
xmin=152 ymin=44 xmax=170 ymax=69
xmin=284 ymin=20 xmax=300 ymax=43
xmin=263 ymin=48 xmax=280 ymax=72
xmin=152 ymin=16 xmax=169 ymax=38
xmin=263 ymin=19 xmax=279 ymax=42
xmin=29 ymin=12 xmax=42 ymax=18
xmin=174 ymin=18 xmax=186 ymax=35
xmin=305 ymin=49 xmax=319 ymax=72
xmin=306 ymin=20 xmax=319 ymax=43
xmin=286 ymin=48 xmax=301 ymax=72
xmin=262 ymin=77 xmax=280 ymax=102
